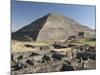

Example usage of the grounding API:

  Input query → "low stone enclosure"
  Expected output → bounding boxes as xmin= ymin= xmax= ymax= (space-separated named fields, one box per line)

xmin=11 ymin=43 xmax=96 ymax=75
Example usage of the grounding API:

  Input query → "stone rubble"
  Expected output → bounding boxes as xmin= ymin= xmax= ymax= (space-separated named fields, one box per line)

xmin=11 ymin=44 xmax=96 ymax=75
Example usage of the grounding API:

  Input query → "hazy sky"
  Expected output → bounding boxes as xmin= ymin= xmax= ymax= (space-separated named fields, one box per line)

xmin=11 ymin=0 xmax=96 ymax=32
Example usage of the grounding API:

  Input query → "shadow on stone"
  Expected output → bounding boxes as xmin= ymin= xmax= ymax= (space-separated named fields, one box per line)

xmin=29 ymin=52 xmax=39 ymax=57
xmin=24 ymin=44 xmax=35 ymax=48
xmin=60 ymin=64 xmax=74 ymax=71
xmin=17 ymin=55 xmax=23 ymax=60
xmin=26 ymin=59 xmax=34 ymax=65
xmin=12 ymin=62 xmax=27 ymax=71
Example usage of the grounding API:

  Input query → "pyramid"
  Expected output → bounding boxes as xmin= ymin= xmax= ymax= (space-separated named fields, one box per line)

xmin=12 ymin=13 xmax=95 ymax=42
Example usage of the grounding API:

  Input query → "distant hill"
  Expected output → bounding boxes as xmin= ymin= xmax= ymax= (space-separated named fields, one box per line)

xmin=12 ymin=13 xmax=95 ymax=42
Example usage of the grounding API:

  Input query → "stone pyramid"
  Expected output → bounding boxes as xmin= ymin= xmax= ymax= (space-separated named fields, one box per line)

xmin=12 ymin=13 xmax=95 ymax=42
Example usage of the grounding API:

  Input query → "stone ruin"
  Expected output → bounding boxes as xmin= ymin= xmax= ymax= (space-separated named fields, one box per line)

xmin=11 ymin=43 xmax=96 ymax=75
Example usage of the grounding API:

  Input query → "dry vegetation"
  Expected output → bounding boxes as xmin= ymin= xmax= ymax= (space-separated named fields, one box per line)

xmin=66 ymin=39 xmax=95 ymax=46
xmin=12 ymin=38 xmax=95 ymax=52
xmin=11 ymin=40 xmax=50 ymax=52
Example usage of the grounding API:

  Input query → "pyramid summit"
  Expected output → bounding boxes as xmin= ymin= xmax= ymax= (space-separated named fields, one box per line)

xmin=12 ymin=13 xmax=95 ymax=42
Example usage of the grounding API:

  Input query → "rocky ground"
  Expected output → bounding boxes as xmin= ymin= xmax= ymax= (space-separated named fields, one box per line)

xmin=11 ymin=42 xmax=96 ymax=75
